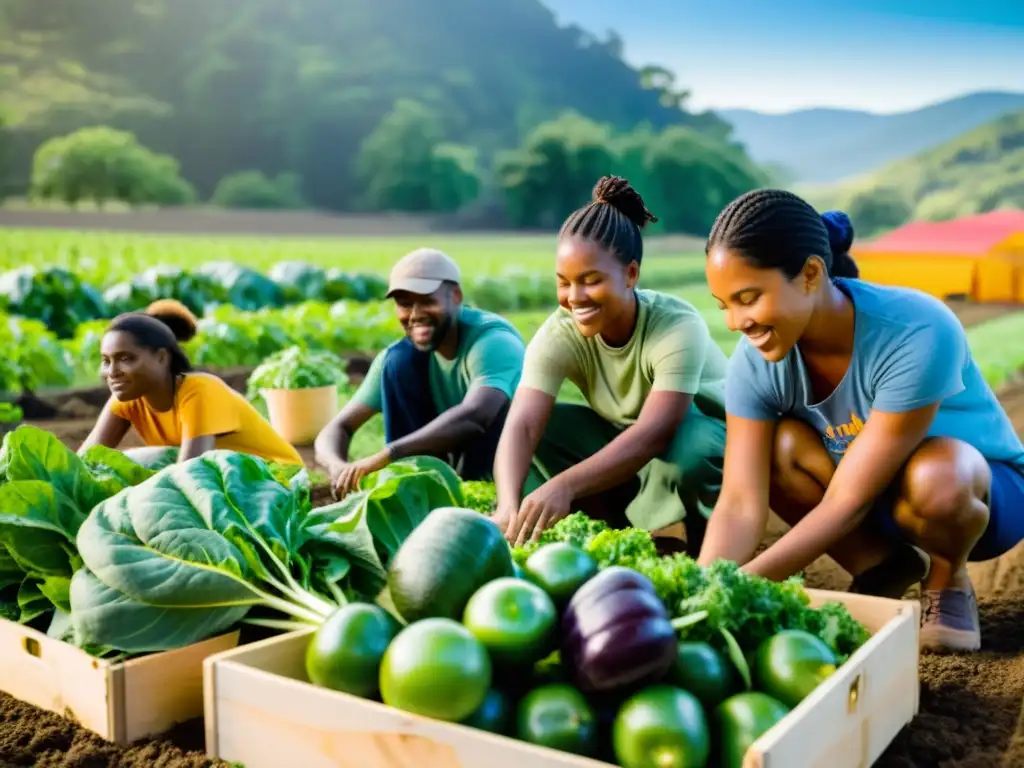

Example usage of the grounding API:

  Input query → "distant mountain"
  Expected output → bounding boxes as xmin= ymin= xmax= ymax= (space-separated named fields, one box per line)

xmin=798 ymin=108 xmax=1024 ymax=233
xmin=721 ymin=91 xmax=1024 ymax=183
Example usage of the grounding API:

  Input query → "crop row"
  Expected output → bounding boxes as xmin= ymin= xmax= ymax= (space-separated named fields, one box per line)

xmin=0 ymin=260 xmax=707 ymax=340
xmin=5 ymin=294 xmax=1024 ymax=399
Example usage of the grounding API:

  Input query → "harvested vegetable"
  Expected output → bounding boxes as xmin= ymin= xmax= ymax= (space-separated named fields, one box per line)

xmin=305 ymin=603 xmax=400 ymax=698
xmin=613 ymin=685 xmax=711 ymax=768
xmin=379 ymin=618 xmax=492 ymax=721
xmin=387 ymin=507 xmax=514 ymax=623
xmin=523 ymin=542 xmax=598 ymax=608
xmin=71 ymin=452 xmax=462 ymax=653
xmin=560 ymin=566 xmax=679 ymax=694
xmin=752 ymin=629 xmax=838 ymax=708
xmin=462 ymin=577 xmax=557 ymax=668
xmin=516 ymin=683 xmax=598 ymax=757
xmin=713 ymin=692 xmax=790 ymax=768
xmin=668 ymin=641 xmax=739 ymax=710
xmin=461 ymin=688 xmax=513 ymax=735
xmin=513 ymin=513 xmax=871 ymax=664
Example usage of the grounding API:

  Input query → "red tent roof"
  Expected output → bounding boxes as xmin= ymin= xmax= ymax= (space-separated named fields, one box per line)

xmin=856 ymin=210 xmax=1024 ymax=254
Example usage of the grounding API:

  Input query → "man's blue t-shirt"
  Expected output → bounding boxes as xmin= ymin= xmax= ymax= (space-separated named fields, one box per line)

xmin=725 ymin=278 xmax=1024 ymax=474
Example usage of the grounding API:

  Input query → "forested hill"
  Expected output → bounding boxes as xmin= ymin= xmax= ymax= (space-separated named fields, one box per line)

xmin=0 ymin=0 xmax=729 ymax=210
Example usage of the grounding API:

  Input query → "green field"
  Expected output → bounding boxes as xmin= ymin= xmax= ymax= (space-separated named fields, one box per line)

xmin=0 ymin=228 xmax=706 ymax=284
xmin=2 ymin=226 xmax=1022 ymax=405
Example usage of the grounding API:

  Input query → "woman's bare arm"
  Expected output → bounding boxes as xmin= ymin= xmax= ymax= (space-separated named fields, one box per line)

xmin=77 ymin=398 xmax=132 ymax=454
xmin=697 ymin=413 xmax=778 ymax=567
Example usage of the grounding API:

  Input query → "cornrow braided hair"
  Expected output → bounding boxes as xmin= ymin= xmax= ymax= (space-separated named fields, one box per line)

xmin=559 ymin=175 xmax=659 ymax=267
xmin=706 ymin=189 xmax=859 ymax=279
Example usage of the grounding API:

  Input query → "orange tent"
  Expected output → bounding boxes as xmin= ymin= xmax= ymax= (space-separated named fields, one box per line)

xmin=851 ymin=210 xmax=1024 ymax=303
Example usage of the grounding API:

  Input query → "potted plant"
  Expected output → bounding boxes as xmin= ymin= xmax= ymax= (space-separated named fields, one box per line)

xmin=246 ymin=346 xmax=349 ymax=445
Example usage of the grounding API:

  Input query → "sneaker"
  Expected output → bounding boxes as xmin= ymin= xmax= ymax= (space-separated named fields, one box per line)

xmin=919 ymin=585 xmax=981 ymax=652
xmin=849 ymin=543 xmax=930 ymax=599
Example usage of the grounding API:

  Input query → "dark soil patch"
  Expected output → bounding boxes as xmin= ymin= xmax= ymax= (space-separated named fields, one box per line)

xmin=0 ymin=691 xmax=227 ymax=767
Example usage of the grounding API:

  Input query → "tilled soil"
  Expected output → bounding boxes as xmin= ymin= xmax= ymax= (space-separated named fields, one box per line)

xmin=4 ymin=363 xmax=1024 ymax=767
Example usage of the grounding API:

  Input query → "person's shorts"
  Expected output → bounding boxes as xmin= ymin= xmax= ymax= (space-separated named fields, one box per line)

xmin=871 ymin=460 xmax=1024 ymax=562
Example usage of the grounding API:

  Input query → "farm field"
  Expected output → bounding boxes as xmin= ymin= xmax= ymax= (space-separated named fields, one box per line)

xmin=2 ymin=222 xmax=1024 ymax=768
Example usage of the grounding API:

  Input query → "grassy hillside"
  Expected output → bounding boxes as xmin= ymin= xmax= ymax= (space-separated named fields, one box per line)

xmin=799 ymin=109 xmax=1024 ymax=229
xmin=721 ymin=91 xmax=1024 ymax=183
xmin=0 ymin=0 xmax=730 ymax=208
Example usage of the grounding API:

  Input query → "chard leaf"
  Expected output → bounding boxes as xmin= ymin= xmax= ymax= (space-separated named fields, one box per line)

xmin=0 ymin=481 xmax=81 ymax=576
xmin=305 ymin=494 xmax=386 ymax=599
xmin=0 ymin=426 xmax=110 ymax=517
xmin=37 ymin=575 xmax=72 ymax=614
xmin=346 ymin=455 xmax=464 ymax=565
xmin=0 ymin=546 xmax=22 ymax=590
xmin=72 ymin=450 xmax=339 ymax=653
xmin=122 ymin=446 xmax=180 ymax=471
xmin=70 ymin=568 xmax=248 ymax=654
xmin=17 ymin=578 xmax=51 ymax=623
xmin=80 ymin=445 xmax=156 ymax=493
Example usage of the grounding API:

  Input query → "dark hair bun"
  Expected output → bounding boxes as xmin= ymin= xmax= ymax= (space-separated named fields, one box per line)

xmin=592 ymin=175 xmax=659 ymax=229
xmin=146 ymin=299 xmax=198 ymax=343
xmin=820 ymin=210 xmax=854 ymax=256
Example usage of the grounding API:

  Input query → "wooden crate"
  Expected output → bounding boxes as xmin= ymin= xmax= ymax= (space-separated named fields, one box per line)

xmin=0 ymin=617 xmax=239 ymax=744
xmin=204 ymin=589 xmax=920 ymax=768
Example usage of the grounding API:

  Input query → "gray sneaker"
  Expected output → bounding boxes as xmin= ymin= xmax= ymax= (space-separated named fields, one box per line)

xmin=849 ymin=543 xmax=930 ymax=599
xmin=919 ymin=586 xmax=981 ymax=652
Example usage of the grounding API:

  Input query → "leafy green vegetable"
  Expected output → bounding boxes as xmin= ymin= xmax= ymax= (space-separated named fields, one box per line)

xmin=461 ymin=481 xmax=496 ymax=513
xmin=330 ymin=455 xmax=466 ymax=567
xmin=269 ymin=262 xmax=329 ymax=303
xmin=122 ymin=445 xmax=181 ymax=470
xmin=0 ymin=426 xmax=153 ymax=625
xmin=195 ymin=261 xmax=286 ymax=311
xmin=70 ymin=451 xmax=463 ymax=653
xmin=80 ymin=444 xmax=158 ymax=492
xmin=102 ymin=265 xmax=227 ymax=316
xmin=0 ymin=266 xmax=107 ymax=338
xmin=2 ymin=315 xmax=75 ymax=391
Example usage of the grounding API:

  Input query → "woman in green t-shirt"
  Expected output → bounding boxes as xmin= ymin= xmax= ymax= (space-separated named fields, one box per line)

xmin=492 ymin=176 xmax=729 ymax=551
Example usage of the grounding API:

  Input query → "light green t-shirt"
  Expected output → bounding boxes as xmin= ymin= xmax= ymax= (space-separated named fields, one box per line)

xmin=352 ymin=306 xmax=526 ymax=413
xmin=520 ymin=290 xmax=727 ymax=425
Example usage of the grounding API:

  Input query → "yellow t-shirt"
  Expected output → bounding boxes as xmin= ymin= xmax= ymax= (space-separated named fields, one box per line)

xmin=110 ymin=372 xmax=303 ymax=466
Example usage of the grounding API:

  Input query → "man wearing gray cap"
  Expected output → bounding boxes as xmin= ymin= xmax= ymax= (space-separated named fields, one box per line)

xmin=315 ymin=248 xmax=526 ymax=498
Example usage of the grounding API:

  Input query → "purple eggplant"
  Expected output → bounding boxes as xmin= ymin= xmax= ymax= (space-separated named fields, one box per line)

xmin=559 ymin=566 xmax=677 ymax=693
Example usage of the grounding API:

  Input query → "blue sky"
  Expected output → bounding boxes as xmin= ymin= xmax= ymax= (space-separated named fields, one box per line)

xmin=544 ymin=0 xmax=1024 ymax=113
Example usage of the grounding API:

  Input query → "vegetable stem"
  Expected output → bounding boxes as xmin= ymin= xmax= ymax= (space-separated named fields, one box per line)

xmin=248 ymin=586 xmax=328 ymax=624
xmin=670 ymin=610 xmax=709 ymax=631
xmin=244 ymin=617 xmax=317 ymax=632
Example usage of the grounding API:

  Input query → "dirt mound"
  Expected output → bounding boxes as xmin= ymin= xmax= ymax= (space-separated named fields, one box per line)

xmin=0 ymin=692 xmax=226 ymax=767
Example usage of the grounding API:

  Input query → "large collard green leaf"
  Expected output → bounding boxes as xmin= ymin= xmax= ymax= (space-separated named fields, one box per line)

xmin=69 ymin=568 xmax=249 ymax=654
xmin=0 ymin=547 xmax=22 ymax=591
xmin=122 ymin=446 xmax=180 ymax=471
xmin=0 ymin=479 xmax=94 ymax=622
xmin=0 ymin=481 xmax=82 ymax=577
xmin=71 ymin=450 xmax=376 ymax=652
xmin=0 ymin=425 xmax=111 ymax=519
xmin=302 ymin=497 xmax=386 ymax=600
xmin=76 ymin=451 xmax=303 ymax=608
xmin=79 ymin=445 xmax=157 ymax=495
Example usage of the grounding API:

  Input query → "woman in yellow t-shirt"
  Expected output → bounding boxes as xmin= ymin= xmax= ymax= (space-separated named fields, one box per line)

xmin=79 ymin=300 xmax=303 ymax=467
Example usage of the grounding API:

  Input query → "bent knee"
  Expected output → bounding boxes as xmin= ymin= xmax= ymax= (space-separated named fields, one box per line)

xmin=899 ymin=439 xmax=991 ymax=523
xmin=772 ymin=418 xmax=834 ymax=483
xmin=668 ymin=415 xmax=725 ymax=485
